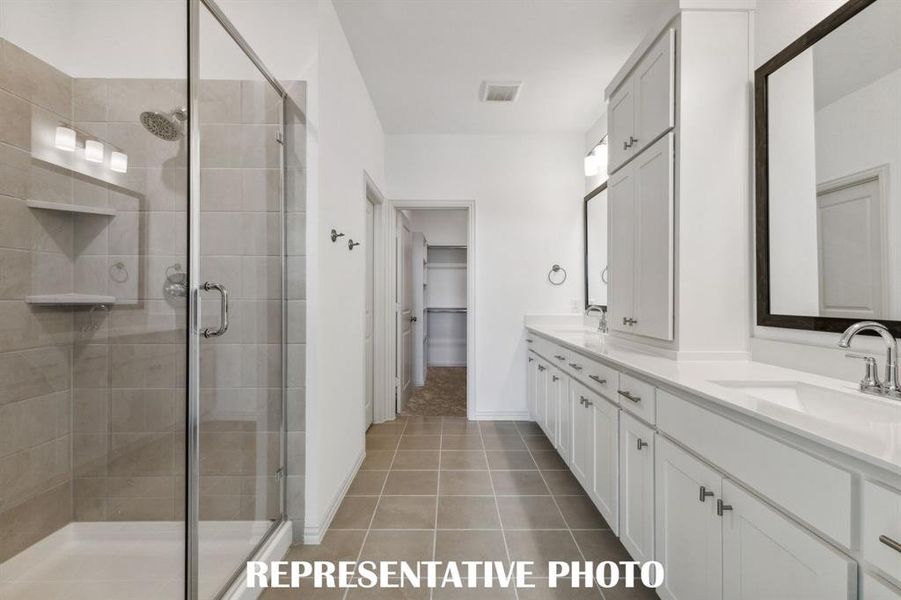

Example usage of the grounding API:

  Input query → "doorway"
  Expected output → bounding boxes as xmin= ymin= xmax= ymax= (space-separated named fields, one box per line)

xmin=390 ymin=205 xmax=473 ymax=419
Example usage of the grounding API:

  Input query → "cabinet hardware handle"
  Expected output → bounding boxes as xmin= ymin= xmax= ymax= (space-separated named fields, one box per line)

xmin=568 ymin=362 xmax=583 ymax=371
xmin=585 ymin=399 xmax=594 ymax=407
xmin=552 ymin=375 xmax=560 ymax=382
xmin=528 ymin=357 xmax=533 ymax=363
xmin=618 ymin=390 xmax=641 ymax=403
xmin=579 ymin=396 xmax=587 ymax=406
xmin=636 ymin=438 xmax=648 ymax=450
xmin=699 ymin=486 xmax=714 ymax=502
xmin=554 ymin=354 xmax=566 ymax=361
xmin=716 ymin=499 xmax=733 ymax=516
xmin=623 ymin=141 xmax=630 ymax=151
xmin=879 ymin=535 xmax=901 ymax=554
xmin=201 ymin=281 xmax=229 ymax=338
xmin=629 ymin=136 xmax=638 ymax=146
xmin=538 ymin=365 xmax=546 ymax=372
xmin=589 ymin=375 xmax=607 ymax=385
xmin=526 ymin=338 xmax=534 ymax=343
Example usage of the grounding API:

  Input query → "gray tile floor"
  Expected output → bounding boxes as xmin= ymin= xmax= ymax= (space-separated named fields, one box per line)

xmin=263 ymin=417 xmax=659 ymax=599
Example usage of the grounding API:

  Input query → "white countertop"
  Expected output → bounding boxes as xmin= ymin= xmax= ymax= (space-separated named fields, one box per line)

xmin=526 ymin=324 xmax=901 ymax=477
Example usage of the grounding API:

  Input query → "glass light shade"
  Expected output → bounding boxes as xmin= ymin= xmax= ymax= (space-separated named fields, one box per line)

xmin=593 ymin=142 xmax=608 ymax=180
xmin=84 ymin=140 xmax=104 ymax=163
xmin=584 ymin=153 xmax=599 ymax=177
xmin=55 ymin=126 xmax=76 ymax=152
xmin=110 ymin=151 xmax=128 ymax=173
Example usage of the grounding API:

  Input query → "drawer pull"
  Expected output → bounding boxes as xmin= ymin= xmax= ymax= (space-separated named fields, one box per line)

xmin=879 ymin=534 xmax=901 ymax=554
xmin=568 ymin=363 xmax=583 ymax=371
xmin=699 ymin=486 xmax=714 ymax=502
xmin=618 ymin=390 xmax=641 ymax=403
xmin=588 ymin=375 xmax=607 ymax=385
xmin=716 ymin=499 xmax=733 ymax=517
xmin=554 ymin=354 xmax=566 ymax=361
xmin=636 ymin=438 xmax=648 ymax=450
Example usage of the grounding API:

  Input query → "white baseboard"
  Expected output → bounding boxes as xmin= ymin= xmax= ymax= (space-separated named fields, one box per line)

xmin=474 ymin=410 xmax=530 ymax=421
xmin=223 ymin=520 xmax=293 ymax=600
xmin=302 ymin=449 xmax=365 ymax=544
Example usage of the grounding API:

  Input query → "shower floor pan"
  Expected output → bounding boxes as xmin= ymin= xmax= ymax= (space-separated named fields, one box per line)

xmin=0 ymin=520 xmax=273 ymax=600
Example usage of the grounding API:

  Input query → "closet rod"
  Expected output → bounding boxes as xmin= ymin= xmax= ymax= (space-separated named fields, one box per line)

xmin=426 ymin=307 xmax=467 ymax=313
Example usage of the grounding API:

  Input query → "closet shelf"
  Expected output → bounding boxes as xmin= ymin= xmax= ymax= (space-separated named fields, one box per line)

xmin=26 ymin=293 xmax=116 ymax=306
xmin=27 ymin=199 xmax=116 ymax=217
xmin=427 ymin=263 xmax=466 ymax=269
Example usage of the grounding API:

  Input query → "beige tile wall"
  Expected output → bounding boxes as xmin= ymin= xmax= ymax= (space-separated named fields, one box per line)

xmin=0 ymin=39 xmax=75 ymax=563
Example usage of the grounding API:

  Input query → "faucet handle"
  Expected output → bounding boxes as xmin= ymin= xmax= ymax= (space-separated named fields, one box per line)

xmin=845 ymin=353 xmax=881 ymax=389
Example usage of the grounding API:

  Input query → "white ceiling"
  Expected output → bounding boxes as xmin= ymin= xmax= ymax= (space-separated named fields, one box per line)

xmin=333 ymin=0 xmax=675 ymax=134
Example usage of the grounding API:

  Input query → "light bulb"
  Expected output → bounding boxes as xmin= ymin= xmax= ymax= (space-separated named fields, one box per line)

xmin=85 ymin=140 xmax=104 ymax=163
xmin=110 ymin=151 xmax=128 ymax=173
xmin=55 ymin=126 xmax=76 ymax=151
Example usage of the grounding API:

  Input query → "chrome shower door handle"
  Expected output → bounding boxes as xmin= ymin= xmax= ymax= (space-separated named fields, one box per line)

xmin=201 ymin=281 xmax=229 ymax=338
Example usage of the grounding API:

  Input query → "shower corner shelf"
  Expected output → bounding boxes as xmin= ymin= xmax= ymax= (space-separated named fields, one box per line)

xmin=26 ymin=293 xmax=116 ymax=306
xmin=27 ymin=199 xmax=117 ymax=217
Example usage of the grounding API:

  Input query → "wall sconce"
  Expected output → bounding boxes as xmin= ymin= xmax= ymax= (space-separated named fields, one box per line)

xmin=85 ymin=140 xmax=104 ymax=163
xmin=55 ymin=126 xmax=76 ymax=152
xmin=584 ymin=153 xmax=599 ymax=177
xmin=110 ymin=151 xmax=128 ymax=173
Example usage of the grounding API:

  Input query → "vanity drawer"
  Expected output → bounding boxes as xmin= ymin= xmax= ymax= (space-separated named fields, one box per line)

xmin=863 ymin=480 xmax=901 ymax=582
xmin=657 ymin=390 xmax=852 ymax=548
xmin=617 ymin=373 xmax=656 ymax=424
xmin=862 ymin=573 xmax=901 ymax=599
xmin=580 ymin=357 xmax=619 ymax=402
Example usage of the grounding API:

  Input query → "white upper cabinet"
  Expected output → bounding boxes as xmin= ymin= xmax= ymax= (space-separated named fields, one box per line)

xmin=656 ymin=437 xmax=723 ymax=600
xmin=721 ymin=481 xmax=856 ymax=600
xmin=608 ymin=133 xmax=674 ymax=341
xmin=608 ymin=28 xmax=675 ymax=174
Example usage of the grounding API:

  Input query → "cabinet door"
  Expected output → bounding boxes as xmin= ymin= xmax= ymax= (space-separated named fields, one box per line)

xmin=527 ymin=352 xmax=538 ymax=419
xmin=862 ymin=573 xmax=901 ymax=600
xmin=620 ymin=412 xmax=655 ymax=563
xmin=546 ymin=366 xmax=562 ymax=446
xmin=722 ymin=480 xmax=856 ymax=600
xmin=608 ymin=82 xmax=635 ymax=173
xmin=656 ymin=437 xmax=723 ymax=600
xmin=607 ymin=165 xmax=635 ymax=334
xmin=633 ymin=28 xmax=675 ymax=155
xmin=589 ymin=394 xmax=619 ymax=535
xmin=570 ymin=381 xmax=594 ymax=486
xmin=536 ymin=360 xmax=549 ymax=434
xmin=633 ymin=132 xmax=674 ymax=341
xmin=557 ymin=373 xmax=573 ymax=462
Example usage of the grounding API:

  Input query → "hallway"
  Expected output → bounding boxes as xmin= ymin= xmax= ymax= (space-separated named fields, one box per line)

xmin=263 ymin=417 xmax=658 ymax=599
xmin=403 ymin=368 xmax=467 ymax=417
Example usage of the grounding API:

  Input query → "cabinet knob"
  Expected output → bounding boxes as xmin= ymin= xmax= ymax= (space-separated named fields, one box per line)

xmin=636 ymin=438 xmax=648 ymax=450
xmin=716 ymin=499 xmax=733 ymax=516
xmin=699 ymin=486 xmax=714 ymax=503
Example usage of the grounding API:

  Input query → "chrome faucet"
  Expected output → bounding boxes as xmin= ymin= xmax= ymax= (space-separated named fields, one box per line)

xmin=585 ymin=304 xmax=608 ymax=334
xmin=838 ymin=321 xmax=901 ymax=399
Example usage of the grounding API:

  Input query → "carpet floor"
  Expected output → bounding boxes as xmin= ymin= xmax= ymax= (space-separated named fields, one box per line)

xmin=402 ymin=367 xmax=466 ymax=417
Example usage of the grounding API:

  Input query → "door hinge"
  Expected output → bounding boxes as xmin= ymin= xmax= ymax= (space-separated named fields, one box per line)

xmin=275 ymin=130 xmax=284 ymax=145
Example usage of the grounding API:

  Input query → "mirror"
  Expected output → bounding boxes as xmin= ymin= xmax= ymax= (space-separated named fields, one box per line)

xmin=584 ymin=183 xmax=608 ymax=309
xmin=756 ymin=0 xmax=901 ymax=334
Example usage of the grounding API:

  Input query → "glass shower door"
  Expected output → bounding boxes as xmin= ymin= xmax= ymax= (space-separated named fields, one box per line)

xmin=192 ymin=3 xmax=285 ymax=598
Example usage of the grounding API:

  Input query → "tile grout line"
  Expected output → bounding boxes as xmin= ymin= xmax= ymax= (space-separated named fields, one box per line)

xmin=479 ymin=421 xmax=521 ymax=600
xmin=516 ymin=422 xmax=607 ymax=599
xmin=429 ymin=420 xmax=443 ymax=600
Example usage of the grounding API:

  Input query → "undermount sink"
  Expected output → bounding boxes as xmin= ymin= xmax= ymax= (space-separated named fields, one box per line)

xmin=712 ymin=380 xmax=901 ymax=427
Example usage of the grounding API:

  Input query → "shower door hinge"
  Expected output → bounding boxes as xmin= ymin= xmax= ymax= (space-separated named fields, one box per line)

xmin=275 ymin=130 xmax=284 ymax=145
xmin=275 ymin=467 xmax=285 ymax=481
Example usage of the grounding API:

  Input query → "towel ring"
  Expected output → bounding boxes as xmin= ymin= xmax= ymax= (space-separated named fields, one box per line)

xmin=601 ymin=266 xmax=608 ymax=284
xmin=548 ymin=264 xmax=567 ymax=286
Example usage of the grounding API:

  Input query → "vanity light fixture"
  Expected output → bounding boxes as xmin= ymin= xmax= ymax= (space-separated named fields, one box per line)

xmin=110 ymin=151 xmax=128 ymax=173
xmin=584 ymin=153 xmax=599 ymax=177
xmin=84 ymin=140 xmax=104 ymax=163
xmin=55 ymin=126 xmax=76 ymax=152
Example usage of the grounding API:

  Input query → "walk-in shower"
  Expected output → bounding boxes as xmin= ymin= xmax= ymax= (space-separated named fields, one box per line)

xmin=0 ymin=1 xmax=302 ymax=598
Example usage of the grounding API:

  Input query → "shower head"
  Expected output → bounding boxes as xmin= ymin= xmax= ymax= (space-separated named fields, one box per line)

xmin=139 ymin=107 xmax=187 ymax=141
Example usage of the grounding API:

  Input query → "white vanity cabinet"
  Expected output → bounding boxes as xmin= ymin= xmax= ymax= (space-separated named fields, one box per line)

xmin=556 ymin=370 xmax=574 ymax=463
xmin=608 ymin=28 xmax=675 ymax=174
xmin=608 ymin=132 xmax=674 ymax=341
xmin=527 ymin=351 xmax=538 ymax=419
xmin=535 ymin=358 xmax=549 ymax=434
xmin=589 ymin=391 xmax=619 ymax=535
xmin=569 ymin=380 xmax=596 ymax=489
xmin=619 ymin=412 xmax=655 ymax=563
xmin=545 ymin=365 xmax=564 ymax=447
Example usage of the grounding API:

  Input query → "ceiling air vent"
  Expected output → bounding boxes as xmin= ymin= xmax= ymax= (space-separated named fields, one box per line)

xmin=479 ymin=81 xmax=522 ymax=103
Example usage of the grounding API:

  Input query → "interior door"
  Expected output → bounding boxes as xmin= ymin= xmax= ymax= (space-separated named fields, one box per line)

xmin=364 ymin=200 xmax=375 ymax=428
xmin=655 ymin=437 xmax=723 ymax=600
xmin=722 ymin=480 xmax=857 ymax=600
xmin=195 ymin=6 xmax=284 ymax=598
xmin=816 ymin=176 xmax=884 ymax=319
xmin=396 ymin=210 xmax=413 ymax=412
xmin=608 ymin=165 xmax=635 ymax=333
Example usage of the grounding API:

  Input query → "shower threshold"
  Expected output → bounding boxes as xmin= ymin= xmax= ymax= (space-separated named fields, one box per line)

xmin=0 ymin=520 xmax=273 ymax=600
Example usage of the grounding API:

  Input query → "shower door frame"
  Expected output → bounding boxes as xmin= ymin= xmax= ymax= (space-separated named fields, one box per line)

xmin=187 ymin=1 xmax=289 ymax=598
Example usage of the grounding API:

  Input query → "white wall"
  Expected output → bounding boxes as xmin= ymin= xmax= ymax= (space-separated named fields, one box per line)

xmin=387 ymin=134 xmax=584 ymax=419
xmin=302 ymin=0 xmax=386 ymax=542
xmin=407 ymin=209 xmax=468 ymax=246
